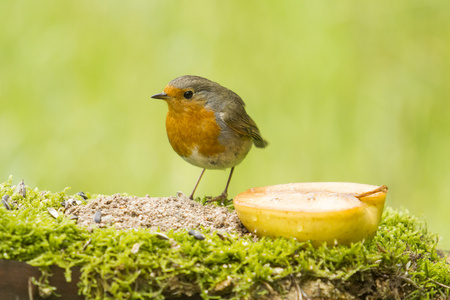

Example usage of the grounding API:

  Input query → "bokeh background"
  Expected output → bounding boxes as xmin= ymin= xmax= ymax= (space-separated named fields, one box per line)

xmin=1 ymin=1 xmax=449 ymax=247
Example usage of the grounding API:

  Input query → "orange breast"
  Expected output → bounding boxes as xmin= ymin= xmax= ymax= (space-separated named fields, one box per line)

xmin=165 ymin=101 xmax=225 ymax=158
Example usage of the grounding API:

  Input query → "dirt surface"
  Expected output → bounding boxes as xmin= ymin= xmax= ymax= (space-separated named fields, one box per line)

xmin=65 ymin=192 xmax=249 ymax=235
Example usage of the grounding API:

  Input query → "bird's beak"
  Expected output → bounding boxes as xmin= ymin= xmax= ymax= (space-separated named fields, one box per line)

xmin=151 ymin=92 xmax=172 ymax=100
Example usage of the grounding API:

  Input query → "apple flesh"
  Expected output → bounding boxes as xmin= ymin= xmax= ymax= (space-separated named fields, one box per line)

xmin=233 ymin=182 xmax=388 ymax=246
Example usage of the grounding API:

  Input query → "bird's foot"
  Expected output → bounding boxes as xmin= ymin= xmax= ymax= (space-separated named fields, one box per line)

xmin=176 ymin=191 xmax=190 ymax=200
xmin=205 ymin=192 xmax=229 ymax=205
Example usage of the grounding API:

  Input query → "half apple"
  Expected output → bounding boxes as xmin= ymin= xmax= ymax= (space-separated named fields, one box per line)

xmin=233 ymin=182 xmax=388 ymax=246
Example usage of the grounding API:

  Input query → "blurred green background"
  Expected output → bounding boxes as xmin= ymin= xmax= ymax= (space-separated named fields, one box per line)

xmin=1 ymin=1 xmax=449 ymax=247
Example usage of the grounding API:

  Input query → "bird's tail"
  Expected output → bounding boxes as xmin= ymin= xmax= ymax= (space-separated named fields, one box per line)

xmin=252 ymin=133 xmax=268 ymax=148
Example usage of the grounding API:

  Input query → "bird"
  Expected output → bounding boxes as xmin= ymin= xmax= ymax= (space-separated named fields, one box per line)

xmin=151 ymin=75 xmax=267 ymax=202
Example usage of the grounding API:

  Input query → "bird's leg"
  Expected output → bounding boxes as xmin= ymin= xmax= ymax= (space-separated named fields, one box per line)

xmin=213 ymin=167 xmax=235 ymax=204
xmin=189 ymin=169 xmax=206 ymax=200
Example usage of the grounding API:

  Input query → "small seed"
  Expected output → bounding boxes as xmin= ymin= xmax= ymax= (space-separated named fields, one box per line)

xmin=154 ymin=232 xmax=169 ymax=240
xmin=70 ymin=215 xmax=79 ymax=220
xmin=94 ymin=210 xmax=102 ymax=223
xmin=77 ymin=191 xmax=88 ymax=200
xmin=47 ymin=207 xmax=59 ymax=218
xmin=176 ymin=191 xmax=188 ymax=199
xmin=66 ymin=198 xmax=75 ymax=208
xmin=15 ymin=179 xmax=26 ymax=197
xmin=188 ymin=230 xmax=205 ymax=240
xmin=216 ymin=231 xmax=231 ymax=242
xmin=131 ymin=243 xmax=141 ymax=254
xmin=2 ymin=195 xmax=11 ymax=210
xmin=82 ymin=238 xmax=92 ymax=251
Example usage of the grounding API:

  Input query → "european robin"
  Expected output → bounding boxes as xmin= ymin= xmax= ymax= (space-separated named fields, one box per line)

xmin=151 ymin=75 xmax=268 ymax=202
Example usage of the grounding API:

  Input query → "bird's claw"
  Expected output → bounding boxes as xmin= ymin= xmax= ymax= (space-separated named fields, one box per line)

xmin=205 ymin=192 xmax=229 ymax=205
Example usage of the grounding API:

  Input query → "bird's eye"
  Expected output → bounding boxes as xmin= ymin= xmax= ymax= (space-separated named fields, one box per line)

xmin=183 ymin=91 xmax=193 ymax=99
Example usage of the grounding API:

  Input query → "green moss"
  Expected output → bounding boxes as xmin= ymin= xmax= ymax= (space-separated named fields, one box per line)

xmin=1 ymin=177 xmax=449 ymax=299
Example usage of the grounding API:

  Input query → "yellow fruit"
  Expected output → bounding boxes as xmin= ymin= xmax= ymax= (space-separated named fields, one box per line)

xmin=233 ymin=182 xmax=388 ymax=246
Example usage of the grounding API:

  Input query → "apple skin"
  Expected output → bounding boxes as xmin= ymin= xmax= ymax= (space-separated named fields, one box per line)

xmin=233 ymin=182 xmax=387 ymax=246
